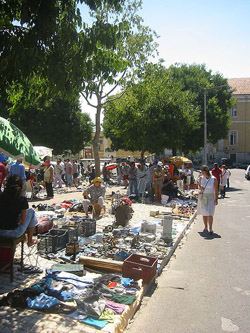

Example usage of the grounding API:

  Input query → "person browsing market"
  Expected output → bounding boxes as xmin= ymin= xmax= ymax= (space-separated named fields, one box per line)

xmin=82 ymin=177 xmax=106 ymax=217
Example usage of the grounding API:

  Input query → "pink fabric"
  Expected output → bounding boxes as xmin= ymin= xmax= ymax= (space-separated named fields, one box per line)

xmin=105 ymin=298 xmax=125 ymax=314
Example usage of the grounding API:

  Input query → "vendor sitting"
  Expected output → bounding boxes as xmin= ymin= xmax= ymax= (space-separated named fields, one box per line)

xmin=82 ymin=177 xmax=106 ymax=217
xmin=0 ymin=175 xmax=38 ymax=246
xmin=162 ymin=172 xmax=178 ymax=201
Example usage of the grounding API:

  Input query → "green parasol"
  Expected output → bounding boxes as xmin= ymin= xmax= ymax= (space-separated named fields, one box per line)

xmin=0 ymin=117 xmax=41 ymax=168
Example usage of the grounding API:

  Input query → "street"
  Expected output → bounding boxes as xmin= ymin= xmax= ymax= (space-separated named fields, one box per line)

xmin=127 ymin=168 xmax=250 ymax=333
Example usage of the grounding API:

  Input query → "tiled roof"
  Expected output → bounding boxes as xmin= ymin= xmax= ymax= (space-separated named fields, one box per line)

xmin=228 ymin=78 xmax=250 ymax=95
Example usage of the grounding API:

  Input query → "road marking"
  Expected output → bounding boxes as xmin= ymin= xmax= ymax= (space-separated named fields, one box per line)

xmin=221 ymin=317 xmax=239 ymax=331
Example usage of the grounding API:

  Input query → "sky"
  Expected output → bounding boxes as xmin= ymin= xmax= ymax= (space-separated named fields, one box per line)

xmin=139 ymin=0 xmax=250 ymax=78
xmin=80 ymin=0 xmax=250 ymax=119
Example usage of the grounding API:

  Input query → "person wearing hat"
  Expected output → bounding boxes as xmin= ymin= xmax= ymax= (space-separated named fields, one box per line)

xmin=152 ymin=161 xmax=164 ymax=202
xmin=9 ymin=156 xmax=27 ymax=197
xmin=82 ymin=177 xmax=106 ymax=217
xmin=41 ymin=159 xmax=54 ymax=199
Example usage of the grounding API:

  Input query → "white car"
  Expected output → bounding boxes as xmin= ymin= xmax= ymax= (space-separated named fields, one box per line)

xmin=245 ymin=165 xmax=250 ymax=180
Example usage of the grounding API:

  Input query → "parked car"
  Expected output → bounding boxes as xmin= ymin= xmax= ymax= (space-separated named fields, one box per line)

xmin=233 ymin=161 xmax=250 ymax=169
xmin=245 ymin=165 xmax=250 ymax=180
xmin=220 ymin=158 xmax=233 ymax=167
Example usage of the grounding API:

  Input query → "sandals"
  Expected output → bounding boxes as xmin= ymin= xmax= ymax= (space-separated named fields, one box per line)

xmin=203 ymin=228 xmax=208 ymax=233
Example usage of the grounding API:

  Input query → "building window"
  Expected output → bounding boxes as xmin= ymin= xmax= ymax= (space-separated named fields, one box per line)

xmin=230 ymin=106 xmax=237 ymax=118
xmin=229 ymin=130 xmax=238 ymax=146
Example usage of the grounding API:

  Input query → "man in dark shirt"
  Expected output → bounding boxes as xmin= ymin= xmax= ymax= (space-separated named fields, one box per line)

xmin=0 ymin=162 xmax=6 ymax=191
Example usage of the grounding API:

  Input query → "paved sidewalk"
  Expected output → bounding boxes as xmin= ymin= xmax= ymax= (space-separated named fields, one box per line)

xmin=127 ymin=169 xmax=250 ymax=332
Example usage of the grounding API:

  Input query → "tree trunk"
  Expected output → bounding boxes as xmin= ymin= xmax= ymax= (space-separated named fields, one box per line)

xmin=92 ymin=94 xmax=102 ymax=177
xmin=172 ymin=147 xmax=177 ymax=156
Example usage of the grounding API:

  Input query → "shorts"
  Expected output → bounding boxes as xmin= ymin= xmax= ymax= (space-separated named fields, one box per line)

xmin=154 ymin=179 xmax=163 ymax=189
xmin=73 ymin=173 xmax=79 ymax=179
xmin=123 ymin=175 xmax=128 ymax=180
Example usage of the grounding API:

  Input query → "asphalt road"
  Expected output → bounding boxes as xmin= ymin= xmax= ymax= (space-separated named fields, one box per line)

xmin=127 ymin=169 xmax=250 ymax=333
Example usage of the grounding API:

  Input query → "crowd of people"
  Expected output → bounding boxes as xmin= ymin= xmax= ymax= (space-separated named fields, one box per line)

xmin=0 ymin=151 xmax=235 ymax=244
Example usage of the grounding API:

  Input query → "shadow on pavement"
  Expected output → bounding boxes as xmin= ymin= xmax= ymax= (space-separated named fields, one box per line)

xmin=198 ymin=231 xmax=221 ymax=240
xmin=225 ymin=187 xmax=242 ymax=192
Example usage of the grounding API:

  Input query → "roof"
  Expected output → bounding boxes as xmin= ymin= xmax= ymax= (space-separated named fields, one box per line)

xmin=228 ymin=78 xmax=250 ymax=95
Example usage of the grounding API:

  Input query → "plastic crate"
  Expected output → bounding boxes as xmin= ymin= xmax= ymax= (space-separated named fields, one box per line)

xmin=122 ymin=254 xmax=158 ymax=284
xmin=78 ymin=218 xmax=96 ymax=237
xmin=37 ymin=229 xmax=69 ymax=254
xmin=63 ymin=225 xmax=79 ymax=243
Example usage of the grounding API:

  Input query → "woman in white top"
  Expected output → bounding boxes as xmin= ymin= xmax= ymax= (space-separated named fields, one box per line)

xmin=220 ymin=165 xmax=229 ymax=198
xmin=198 ymin=165 xmax=218 ymax=235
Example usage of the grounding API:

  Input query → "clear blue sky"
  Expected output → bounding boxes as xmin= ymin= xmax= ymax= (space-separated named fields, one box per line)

xmin=139 ymin=0 xmax=250 ymax=78
xmin=79 ymin=0 xmax=250 ymax=118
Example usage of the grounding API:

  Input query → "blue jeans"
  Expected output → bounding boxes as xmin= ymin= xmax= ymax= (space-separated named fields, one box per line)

xmin=129 ymin=179 xmax=138 ymax=195
xmin=66 ymin=174 xmax=73 ymax=186
xmin=0 ymin=208 xmax=38 ymax=238
xmin=220 ymin=185 xmax=226 ymax=198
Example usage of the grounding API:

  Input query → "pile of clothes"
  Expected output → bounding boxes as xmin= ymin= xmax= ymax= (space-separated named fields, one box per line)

xmin=0 ymin=271 xmax=140 ymax=330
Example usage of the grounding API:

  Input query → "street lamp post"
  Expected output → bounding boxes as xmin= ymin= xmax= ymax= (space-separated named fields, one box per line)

xmin=204 ymin=88 xmax=208 ymax=165
xmin=203 ymin=84 xmax=229 ymax=165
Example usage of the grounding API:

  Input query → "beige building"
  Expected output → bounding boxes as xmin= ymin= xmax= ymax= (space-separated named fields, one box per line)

xmin=81 ymin=132 xmax=152 ymax=161
xmin=216 ymin=78 xmax=250 ymax=163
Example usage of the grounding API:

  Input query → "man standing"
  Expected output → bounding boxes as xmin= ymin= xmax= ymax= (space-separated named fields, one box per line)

xmin=82 ymin=177 xmax=106 ymax=217
xmin=65 ymin=159 xmax=73 ymax=187
xmin=116 ymin=163 xmax=122 ymax=185
xmin=212 ymin=163 xmax=222 ymax=191
xmin=72 ymin=160 xmax=79 ymax=187
xmin=146 ymin=161 xmax=157 ymax=202
xmin=121 ymin=162 xmax=129 ymax=189
xmin=9 ymin=156 xmax=27 ymax=196
xmin=54 ymin=159 xmax=63 ymax=188
xmin=128 ymin=162 xmax=138 ymax=195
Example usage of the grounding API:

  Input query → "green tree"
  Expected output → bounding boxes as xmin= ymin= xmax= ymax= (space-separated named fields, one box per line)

xmin=5 ymin=77 xmax=93 ymax=155
xmin=0 ymin=0 xmax=124 ymax=96
xmin=103 ymin=62 xmax=199 ymax=157
xmin=167 ymin=64 xmax=235 ymax=153
xmin=80 ymin=0 xmax=158 ymax=175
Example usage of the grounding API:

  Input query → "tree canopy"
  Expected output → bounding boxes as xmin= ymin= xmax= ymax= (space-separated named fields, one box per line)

xmin=168 ymin=64 xmax=234 ymax=153
xmin=0 ymin=0 xmax=125 ymax=96
xmin=103 ymin=63 xmax=200 ymax=156
xmin=103 ymin=63 xmax=234 ymax=156
xmin=5 ymin=76 xmax=93 ymax=155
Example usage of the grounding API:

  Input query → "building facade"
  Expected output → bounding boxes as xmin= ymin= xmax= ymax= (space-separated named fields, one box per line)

xmin=215 ymin=78 xmax=250 ymax=163
xmin=81 ymin=132 xmax=152 ymax=161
